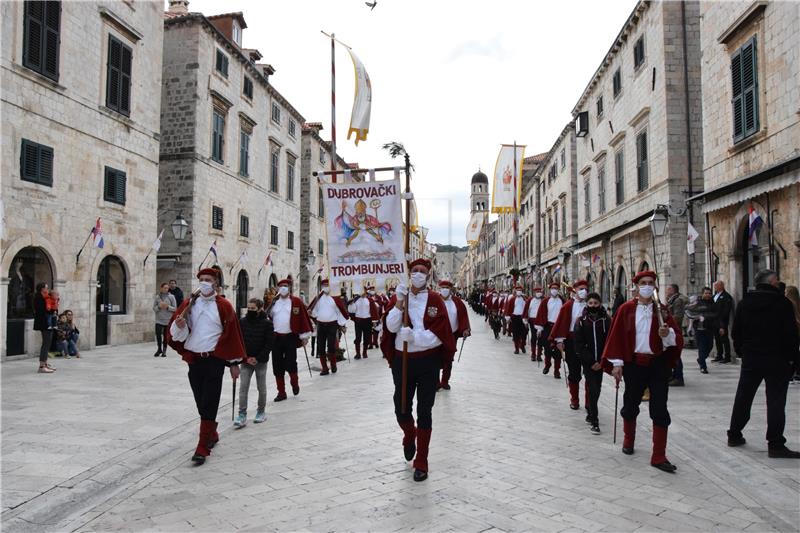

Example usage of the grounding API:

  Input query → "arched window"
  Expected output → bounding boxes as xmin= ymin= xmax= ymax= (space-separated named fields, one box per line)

xmin=97 ymin=256 xmax=127 ymax=314
xmin=268 ymin=273 xmax=278 ymax=288
xmin=235 ymin=270 xmax=249 ymax=314
xmin=616 ymin=265 xmax=627 ymax=295
xmin=638 ymin=261 xmax=650 ymax=273
xmin=7 ymin=247 xmax=53 ymax=320
xmin=600 ymin=269 xmax=611 ymax=304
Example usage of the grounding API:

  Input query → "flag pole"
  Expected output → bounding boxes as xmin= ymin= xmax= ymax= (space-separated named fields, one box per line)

xmin=513 ymin=141 xmax=520 ymax=281
xmin=197 ymin=250 xmax=212 ymax=271
xmin=75 ymin=227 xmax=95 ymax=265
xmin=401 ymin=151 xmax=411 ymax=414
xmin=328 ymin=31 xmax=337 ymax=184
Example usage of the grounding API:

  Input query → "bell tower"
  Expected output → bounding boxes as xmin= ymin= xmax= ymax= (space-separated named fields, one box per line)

xmin=470 ymin=170 xmax=489 ymax=214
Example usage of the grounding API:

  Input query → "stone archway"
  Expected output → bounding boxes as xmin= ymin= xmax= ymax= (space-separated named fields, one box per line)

xmin=5 ymin=246 xmax=54 ymax=356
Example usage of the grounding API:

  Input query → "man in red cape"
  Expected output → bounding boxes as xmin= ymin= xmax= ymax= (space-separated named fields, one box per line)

xmin=601 ymin=270 xmax=684 ymax=473
xmin=437 ymin=279 xmax=471 ymax=390
xmin=549 ymin=280 xmax=589 ymax=410
xmin=523 ymin=286 xmax=545 ymax=361
xmin=504 ymin=284 xmax=529 ymax=355
xmin=167 ymin=268 xmax=246 ymax=465
xmin=380 ymin=259 xmax=456 ymax=482
xmin=307 ymin=279 xmax=349 ymax=375
xmin=269 ymin=279 xmax=313 ymax=401
xmin=348 ymin=284 xmax=380 ymax=359
xmin=534 ymin=282 xmax=565 ymax=378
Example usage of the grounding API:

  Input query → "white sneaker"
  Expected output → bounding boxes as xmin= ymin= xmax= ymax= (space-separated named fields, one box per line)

xmin=38 ymin=366 xmax=55 ymax=373
xmin=233 ymin=412 xmax=247 ymax=428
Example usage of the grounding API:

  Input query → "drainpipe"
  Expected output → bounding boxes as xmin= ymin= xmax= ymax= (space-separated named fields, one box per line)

xmin=681 ymin=0 xmax=697 ymax=289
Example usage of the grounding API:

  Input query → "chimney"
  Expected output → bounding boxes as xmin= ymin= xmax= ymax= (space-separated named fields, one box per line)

xmin=168 ymin=0 xmax=189 ymax=14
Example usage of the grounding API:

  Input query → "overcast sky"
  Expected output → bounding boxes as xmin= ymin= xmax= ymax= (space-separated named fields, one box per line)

xmin=182 ymin=0 xmax=638 ymax=246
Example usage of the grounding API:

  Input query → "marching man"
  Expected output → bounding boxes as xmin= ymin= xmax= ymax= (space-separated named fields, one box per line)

xmin=524 ymin=286 xmax=545 ymax=361
xmin=307 ymin=279 xmax=349 ymax=376
xmin=534 ymin=282 xmax=565 ymax=378
xmin=269 ymin=279 xmax=313 ymax=401
xmin=504 ymin=284 xmax=528 ymax=355
xmin=348 ymin=284 xmax=380 ymax=359
xmin=167 ymin=268 xmax=246 ymax=465
xmin=381 ymin=259 xmax=457 ymax=482
xmin=601 ymin=270 xmax=683 ymax=473
xmin=550 ymin=280 xmax=589 ymax=410
xmin=437 ymin=280 xmax=471 ymax=390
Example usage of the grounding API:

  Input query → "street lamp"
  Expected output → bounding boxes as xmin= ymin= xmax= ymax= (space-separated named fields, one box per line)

xmin=649 ymin=207 xmax=669 ymax=237
xmin=170 ymin=211 xmax=190 ymax=240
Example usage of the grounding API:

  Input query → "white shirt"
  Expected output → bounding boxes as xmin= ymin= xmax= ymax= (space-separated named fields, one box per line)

xmin=386 ymin=290 xmax=443 ymax=352
xmin=713 ymin=292 xmax=721 ymax=303
xmin=610 ymin=302 xmax=677 ymax=366
xmin=547 ymin=297 xmax=562 ymax=323
xmin=271 ymin=297 xmax=293 ymax=334
xmin=527 ymin=298 xmax=542 ymax=319
xmin=443 ymin=297 xmax=458 ymax=332
xmin=348 ymin=296 xmax=373 ymax=319
xmin=169 ymin=295 xmax=222 ymax=353
xmin=512 ymin=296 xmax=526 ymax=316
xmin=312 ymin=294 xmax=346 ymax=325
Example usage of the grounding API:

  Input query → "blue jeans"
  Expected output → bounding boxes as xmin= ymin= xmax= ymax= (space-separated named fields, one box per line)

xmin=67 ymin=333 xmax=79 ymax=355
xmin=695 ymin=330 xmax=713 ymax=370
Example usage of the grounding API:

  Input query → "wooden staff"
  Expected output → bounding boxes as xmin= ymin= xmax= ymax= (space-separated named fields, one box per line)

xmin=401 ymin=152 xmax=411 ymax=414
xmin=613 ymin=382 xmax=620 ymax=444
xmin=652 ymin=287 xmax=666 ymax=328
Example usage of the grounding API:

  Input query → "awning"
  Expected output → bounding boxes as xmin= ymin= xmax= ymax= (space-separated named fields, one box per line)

xmin=573 ymin=241 xmax=604 ymax=256
xmin=701 ymin=172 xmax=798 ymax=214
xmin=610 ymin=219 xmax=651 ymax=242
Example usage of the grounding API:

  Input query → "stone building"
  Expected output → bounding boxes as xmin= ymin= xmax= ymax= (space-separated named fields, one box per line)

xmin=435 ymin=250 xmax=467 ymax=281
xmin=157 ymin=1 xmax=305 ymax=315
xmin=688 ymin=0 xmax=799 ymax=300
xmin=571 ymin=0 xmax=705 ymax=299
xmin=518 ymin=154 xmax=548 ymax=280
xmin=1 ymin=0 xmax=164 ymax=358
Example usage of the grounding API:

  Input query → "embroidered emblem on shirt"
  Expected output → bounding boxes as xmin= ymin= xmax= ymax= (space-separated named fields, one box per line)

xmin=292 ymin=307 xmax=299 ymax=315
xmin=427 ymin=306 xmax=438 ymax=318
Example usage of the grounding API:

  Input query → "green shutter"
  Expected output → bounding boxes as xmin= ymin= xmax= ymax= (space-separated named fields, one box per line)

xmin=732 ymin=36 xmax=759 ymax=142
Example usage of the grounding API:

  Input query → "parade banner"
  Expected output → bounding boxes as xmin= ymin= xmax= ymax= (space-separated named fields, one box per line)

xmin=465 ymin=212 xmax=484 ymax=244
xmin=491 ymin=144 xmax=525 ymax=214
xmin=322 ymin=179 xmax=405 ymax=284
xmin=347 ymin=48 xmax=372 ymax=146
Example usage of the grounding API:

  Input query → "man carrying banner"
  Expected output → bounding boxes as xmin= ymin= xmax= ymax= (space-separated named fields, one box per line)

xmin=381 ymin=259 xmax=456 ymax=481
xmin=534 ymin=282 xmax=565 ymax=378
xmin=368 ymin=286 xmax=382 ymax=349
xmin=602 ymin=270 xmax=684 ymax=473
xmin=524 ymin=286 xmax=545 ymax=362
xmin=348 ymin=285 xmax=380 ymax=359
xmin=550 ymin=280 xmax=589 ymax=410
xmin=269 ymin=279 xmax=313 ymax=401
xmin=437 ymin=279 xmax=470 ymax=390
xmin=504 ymin=284 xmax=528 ymax=355
xmin=167 ymin=268 xmax=246 ymax=465
xmin=307 ymin=279 xmax=349 ymax=376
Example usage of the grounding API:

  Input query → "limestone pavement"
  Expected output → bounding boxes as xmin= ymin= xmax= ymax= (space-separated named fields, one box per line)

xmin=2 ymin=308 xmax=799 ymax=532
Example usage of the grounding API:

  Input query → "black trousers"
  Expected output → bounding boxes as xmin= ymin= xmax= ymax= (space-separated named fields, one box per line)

xmin=272 ymin=334 xmax=298 ymax=376
xmin=583 ymin=364 xmax=603 ymax=424
xmin=316 ymin=321 xmax=338 ymax=356
xmin=620 ymin=357 xmax=671 ymax=427
xmin=541 ymin=323 xmax=561 ymax=362
xmin=155 ymin=324 xmax=167 ymax=351
xmin=510 ymin=316 xmax=527 ymax=342
xmin=354 ymin=318 xmax=372 ymax=345
xmin=392 ymin=354 xmax=440 ymax=429
xmin=187 ymin=356 xmax=225 ymax=421
xmin=728 ymin=359 xmax=791 ymax=447
xmin=714 ymin=329 xmax=732 ymax=359
xmin=564 ymin=340 xmax=582 ymax=384
xmin=39 ymin=329 xmax=53 ymax=363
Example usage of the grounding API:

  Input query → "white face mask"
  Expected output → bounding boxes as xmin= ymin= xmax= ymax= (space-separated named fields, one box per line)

xmin=535 ymin=292 xmax=543 ymax=298
xmin=322 ymin=287 xmax=330 ymax=294
xmin=368 ymin=290 xmax=375 ymax=296
xmin=278 ymin=286 xmax=289 ymax=297
xmin=550 ymin=288 xmax=559 ymax=297
xmin=577 ymin=288 xmax=588 ymax=299
xmin=410 ymin=272 xmax=427 ymax=289
xmin=516 ymin=291 xmax=523 ymax=297
xmin=440 ymin=288 xmax=451 ymax=298
xmin=198 ymin=281 xmax=214 ymax=296
xmin=638 ymin=285 xmax=655 ymax=298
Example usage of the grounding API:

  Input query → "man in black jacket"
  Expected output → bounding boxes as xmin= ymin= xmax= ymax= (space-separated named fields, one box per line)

xmin=727 ymin=269 xmax=800 ymax=458
xmin=573 ymin=293 xmax=611 ymax=435
xmin=234 ymin=298 xmax=274 ymax=427
xmin=712 ymin=280 xmax=734 ymax=363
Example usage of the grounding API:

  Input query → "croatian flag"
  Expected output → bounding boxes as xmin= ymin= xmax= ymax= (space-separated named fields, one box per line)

xmin=499 ymin=244 xmax=505 ymax=257
xmin=748 ymin=205 xmax=763 ymax=247
xmin=592 ymin=254 xmax=601 ymax=263
xmin=209 ymin=239 xmax=218 ymax=261
xmin=553 ymin=264 xmax=562 ymax=274
xmin=264 ymin=251 xmax=273 ymax=267
xmin=91 ymin=218 xmax=104 ymax=249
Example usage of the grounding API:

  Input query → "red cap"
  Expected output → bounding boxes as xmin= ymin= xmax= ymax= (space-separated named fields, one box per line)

xmin=277 ymin=278 xmax=292 ymax=287
xmin=533 ymin=286 xmax=543 ymax=292
xmin=408 ymin=258 xmax=432 ymax=271
xmin=438 ymin=280 xmax=453 ymax=288
xmin=548 ymin=282 xmax=560 ymax=289
xmin=514 ymin=284 xmax=523 ymax=290
xmin=197 ymin=268 xmax=219 ymax=279
xmin=320 ymin=279 xmax=329 ymax=286
xmin=573 ymin=279 xmax=589 ymax=289
xmin=633 ymin=270 xmax=657 ymax=283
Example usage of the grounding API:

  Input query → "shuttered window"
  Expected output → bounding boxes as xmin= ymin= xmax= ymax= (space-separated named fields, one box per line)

xmin=584 ymin=179 xmax=591 ymax=223
xmin=103 ymin=167 xmax=126 ymax=205
xmin=287 ymin=231 xmax=295 ymax=250
xmin=211 ymin=110 xmax=225 ymax=163
xmin=239 ymin=130 xmax=250 ymax=177
xmin=212 ymin=206 xmax=224 ymax=230
xmin=269 ymin=148 xmax=279 ymax=192
xmin=240 ymin=215 xmax=249 ymax=237
xmin=243 ymin=76 xmax=253 ymax=99
xmin=633 ymin=37 xmax=645 ymax=69
xmin=23 ymin=1 xmax=60 ymax=81
xmin=613 ymin=68 xmax=622 ymax=97
xmin=597 ymin=164 xmax=606 ymax=215
xmin=318 ymin=238 xmax=324 ymax=255
xmin=615 ymin=149 xmax=625 ymax=205
xmin=286 ymin=154 xmax=296 ymax=201
xmin=105 ymin=35 xmax=132 ymax=116
xmin=215 ymin=49 xmax=228 ymax=77
xmin=636 ymin=130 xmax=648 ymax=192
xmin=20 ymin=139 xmax=54 ymax=186
xmin=270 ymin=225 xmax=279 ymax=246
xmin=318 ymin=187 xmax=324 ymax=217
xmin=732 ymin=36 xmax=759 ymax=143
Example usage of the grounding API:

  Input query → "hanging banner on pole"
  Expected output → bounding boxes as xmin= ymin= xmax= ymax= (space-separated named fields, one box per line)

xmin=322 ymin=179 xmax=405 ymax=284
xmin=465 ymin=212 xmax=484 ymax=244
xmin=491 ymin=144 xmax=526 ymax=214
xmin=346 ymin=49 xmax=371 ymax=146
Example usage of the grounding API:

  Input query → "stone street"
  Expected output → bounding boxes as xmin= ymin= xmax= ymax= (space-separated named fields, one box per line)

xmin=2 ymin=309 xmax=799 ymax=533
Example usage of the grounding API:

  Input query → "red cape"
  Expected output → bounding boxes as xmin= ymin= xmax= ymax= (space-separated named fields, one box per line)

xmin=533 ymin=295 xmax=563 ymax=327
xmin=380 ymin=292 xmax=457 ymax=365
xmin=503 ymin=295 xmax=527 ymax=316
xmin=600 ymin=299 xmax=684 ymax=371
xmin=166 ymin=297 xmax=246 ymax=364
xmin=273 ymin=295 xmax=314 ymax=347
xmin=450 ymin=295 xmax=471 ymax=338
xmin=522 ymin=297 xmax=543 ymax=325
xmin=549 ymin=299 xmax=578 ymax=342
xmin=308 ymin=293 xmax=349 ymax=320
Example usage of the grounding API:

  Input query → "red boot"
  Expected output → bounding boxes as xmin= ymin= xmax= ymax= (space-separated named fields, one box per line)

xmin=398 ymin=418 xmax=417 ymax=461
xmin=440 ymin=361 xmax=452 ymax=390
xmin=207 ymin=421 xmax=219 ymax=449
xmin=320 ymin=354 xmax=330 ymax=376
xmin=568 ymin=381 xmax=580 ymax=410
xmin=651 ymin=425 xmax=676 ymax=472
xmin=328 ymin=354 xmax=338 ymax=374
xmin=553 ymin=357 xmax=561 ymax=379
xmin=289 ymin=372 xmax=300 ymax=395
xmin=413 ymin=428 xmax=432 ymax=477
xmin=354 ymin=343 xmax=361 ymax=360
xmin=622 ymin=418 xmax=636 ymax=454
xmin=274 ymin=375 xmax=287 ymax=402
xmin=192 ymin=420 xmax=214 ymax=464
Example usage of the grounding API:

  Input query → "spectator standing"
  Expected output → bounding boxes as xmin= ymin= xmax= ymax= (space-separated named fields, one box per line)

xmin=785 ymin=286 xmax=800 ymax=384
xmin=727 ymin=269 xmax=800 ymax=458
xmin=63 ymin=309 xmax=80 ymax=357
xmin=573 ymin=293 xmax=611 ymax=435
xmin=168 ymin=279 xmax=184 ymax=307
xmin=666 ymin=284 xmax=689 ymax=386
xmin=712 ymin=280 xmax=734 ymax=363
xmin=611 ymin=288 xmax=625 ymax=316
xmin=234 ymin=298 xmax=274 ymax=427
xmin=153 ymin=283 xmax=177 ymax=357
xmin=33 ymin=282 xmax=55 ymax=373
xmin=687 ymin=287 xmax=716 ymax=374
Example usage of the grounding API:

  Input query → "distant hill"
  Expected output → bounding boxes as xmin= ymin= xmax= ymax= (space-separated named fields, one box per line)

xmin=433 ymin=244 xmax=468 ymax=253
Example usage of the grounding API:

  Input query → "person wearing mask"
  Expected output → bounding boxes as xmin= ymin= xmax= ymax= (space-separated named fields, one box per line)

xmin=234 ymin=298 xmax=273 ymax=427
xmin=712 ymin=280 xmax=734 ymax=363
xmin=550 ymin=280 xmax=589 ymax=410
xmin=504 ymin=284 xmax=529 ymax=355
xmin=33 ymin=282 xmax=55 ymax=373
xmin=574 ymin=293 xmax=611 ymax=434
xmin=348 ymin=285 xmax=379 ymax=359
xmin=380 ymin=259 xmax=456 ymax=482
xmin=167 ymin=268 xmax=246 ymax=465
xmin=666 ymin=284 xmax=689 ymax=386
xmin=602 ymin=271 xmax=683 ymax=473
xmin=168 ymin=279 xmax=184 ymax=307
xmin=269 ymin=279 xmax=313 ymax=401
xmin=727 ymin=269 xmax=800 ymax=458
xmin=686 ymin=287 xmax=716 ymax=374
xmin=534 ymin=282 xmax=564 ymax=378
xmin=307 ymin=279 xmax=349 ymax=375
xmin=153 ymin=282 xmax=177 ymax=357
xmin=437 ymin=279 xmax=470 ymax=390
xmin=524 ymin=286 xmax=545 ymax=362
